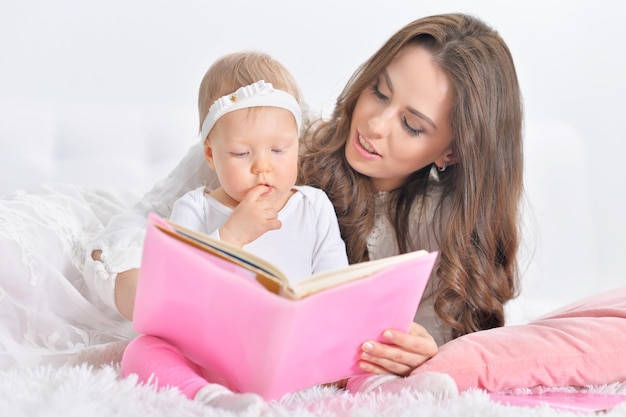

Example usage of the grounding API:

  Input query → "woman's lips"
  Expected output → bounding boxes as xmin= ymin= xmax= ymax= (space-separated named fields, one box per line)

xmin=353 ymin=133 xmax=381 ymax=159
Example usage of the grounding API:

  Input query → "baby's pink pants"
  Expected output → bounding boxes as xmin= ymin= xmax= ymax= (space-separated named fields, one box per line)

xmin=121 ymin=334 xmax=209 ymax=399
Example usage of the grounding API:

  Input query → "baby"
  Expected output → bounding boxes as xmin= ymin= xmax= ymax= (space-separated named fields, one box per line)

xmin=121 ymin=51 xmax=348 ymax=412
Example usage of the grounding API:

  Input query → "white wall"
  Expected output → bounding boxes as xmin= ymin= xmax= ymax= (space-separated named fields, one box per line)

xmin=1 ymin=0 xmax=624 ymax=317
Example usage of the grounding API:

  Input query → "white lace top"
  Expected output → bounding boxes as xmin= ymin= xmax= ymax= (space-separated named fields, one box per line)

xmin=368 ymin=190 xmax=451 ymax=345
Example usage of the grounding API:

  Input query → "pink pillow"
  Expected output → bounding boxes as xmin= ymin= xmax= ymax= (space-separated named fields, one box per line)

xmin=413 ymin=287 xmax=626 ymax=391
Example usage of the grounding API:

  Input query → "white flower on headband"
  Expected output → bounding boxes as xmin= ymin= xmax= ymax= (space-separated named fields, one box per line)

xmin=200 ymin=80 xmax=302 ymax=141
xmin=210 ymin=80 xmax=273 ymax=116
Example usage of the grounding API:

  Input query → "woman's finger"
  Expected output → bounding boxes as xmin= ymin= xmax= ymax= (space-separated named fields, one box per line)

xmin=383 ymin=324 xmax=438 ymax=359
xmin=357 ymin=324 xmax=439 ymax=375
xmin=357 ymin=356 xmax=413 ymax=376
xmin=360 ymin=340 xmax=428 ymax=374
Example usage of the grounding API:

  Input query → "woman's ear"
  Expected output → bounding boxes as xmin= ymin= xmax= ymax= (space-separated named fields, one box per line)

xmin=435 ymin=147 xmax=458 ymax=170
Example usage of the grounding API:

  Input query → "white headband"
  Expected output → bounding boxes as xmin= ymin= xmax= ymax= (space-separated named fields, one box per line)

xmin=200 ymin=80 xmax=301 ymax=141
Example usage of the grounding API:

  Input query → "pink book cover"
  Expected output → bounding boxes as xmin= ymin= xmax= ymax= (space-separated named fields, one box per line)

xmin=490 ymin=392 xmax=626 ymax=412
xmin=132 ymin=213 xmax=438 ymax=400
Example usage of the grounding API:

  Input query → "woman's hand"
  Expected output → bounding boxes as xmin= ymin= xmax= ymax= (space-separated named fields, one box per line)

xmin=357 ymin=322 xmax=438 ymax=376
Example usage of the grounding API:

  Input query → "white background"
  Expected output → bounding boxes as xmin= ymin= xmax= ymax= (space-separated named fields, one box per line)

xmin=1 ymin=0 xmax=624 ymax=319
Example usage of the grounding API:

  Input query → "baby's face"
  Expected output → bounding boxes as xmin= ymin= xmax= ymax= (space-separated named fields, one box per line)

xmin=205 ymin=106 xmax=299 ymax=211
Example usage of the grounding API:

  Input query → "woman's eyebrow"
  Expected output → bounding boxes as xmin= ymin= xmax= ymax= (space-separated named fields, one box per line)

xmin=383 ymin=70 xmax=394 ymax=93
xmin=408 ymin=107 xmax=436 ymax=129
xmin=384 ymin=69 xmax=437 ymax=130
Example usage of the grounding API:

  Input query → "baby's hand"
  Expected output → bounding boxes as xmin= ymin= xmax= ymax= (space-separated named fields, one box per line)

xmin=219 ymin=185 xmax=282 ymax=246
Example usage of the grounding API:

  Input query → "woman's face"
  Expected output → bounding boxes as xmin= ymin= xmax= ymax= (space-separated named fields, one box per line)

xmin=345 ymin=44 xmax=455 ymax=191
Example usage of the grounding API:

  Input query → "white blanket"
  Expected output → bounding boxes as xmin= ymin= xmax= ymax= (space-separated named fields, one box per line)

xmin=1 ymin=363 xmax=626 ymax=417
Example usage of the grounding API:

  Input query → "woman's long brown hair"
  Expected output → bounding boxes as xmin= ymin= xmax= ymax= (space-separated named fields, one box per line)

xmin=299 ymin=13 xmax=523 ymax=338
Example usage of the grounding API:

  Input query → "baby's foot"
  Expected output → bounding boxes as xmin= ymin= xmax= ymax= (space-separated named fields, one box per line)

xmin=347 ymin=372 xmax=458 ymax=398
xmin=194 ymin=383 xmax=267 ymax=413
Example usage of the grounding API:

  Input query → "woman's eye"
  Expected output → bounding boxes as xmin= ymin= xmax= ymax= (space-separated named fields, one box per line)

xmin=369 ymin=82 xmax=388 ymax=101
xmin=402 ymin=117 xmax=423 ymax=137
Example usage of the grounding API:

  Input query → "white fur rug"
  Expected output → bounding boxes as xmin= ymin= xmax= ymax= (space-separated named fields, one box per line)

xmin=2 ymin=364 xmax=626 ymax=417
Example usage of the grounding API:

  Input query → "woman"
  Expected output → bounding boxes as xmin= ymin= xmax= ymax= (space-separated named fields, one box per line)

xmin=299 ymin=12 xmax=523 ymax=376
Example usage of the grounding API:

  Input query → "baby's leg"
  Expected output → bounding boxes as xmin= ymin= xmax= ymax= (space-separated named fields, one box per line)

xmin=121 ymin=335 xmax=266 ymax=412
xmin=121 ymin=334 xmax=207 ymax=399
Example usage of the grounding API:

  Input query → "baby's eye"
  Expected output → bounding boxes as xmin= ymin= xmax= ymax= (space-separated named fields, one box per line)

xmin=231 ymin=151 xmax=248 ymax=157
xmin=271 ymin=148 xmax=285 ymax=154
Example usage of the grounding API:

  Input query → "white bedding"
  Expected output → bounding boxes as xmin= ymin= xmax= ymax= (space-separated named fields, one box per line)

xmin=1 ymin=363 xmax=626 ymax=417
xmin=0 ymin=184 xmax=138 ymax=369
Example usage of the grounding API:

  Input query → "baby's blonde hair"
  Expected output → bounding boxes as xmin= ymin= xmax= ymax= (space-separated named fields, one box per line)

xmin=197 ymin=51 xmax=303 ymax=134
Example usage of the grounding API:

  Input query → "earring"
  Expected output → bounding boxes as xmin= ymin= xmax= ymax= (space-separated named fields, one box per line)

xmin=438 ymin=162 xmax=447 ymax=172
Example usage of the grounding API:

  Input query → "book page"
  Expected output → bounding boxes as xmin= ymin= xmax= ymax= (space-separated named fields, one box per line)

xmin=283 ymin=250 xmax=429 ymax=299
xmin=155 ymin=218 xmax=289 ymax=289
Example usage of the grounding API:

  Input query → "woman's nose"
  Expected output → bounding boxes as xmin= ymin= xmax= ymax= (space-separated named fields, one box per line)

xmin=367 ymin=108 xmax=394 ymax=139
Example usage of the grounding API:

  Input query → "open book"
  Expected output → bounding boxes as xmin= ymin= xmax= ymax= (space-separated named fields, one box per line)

xmin=133 ymin=213 xmax=438 ymax=400
xmin=148 ymin=214 xmax=433 ymax=299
